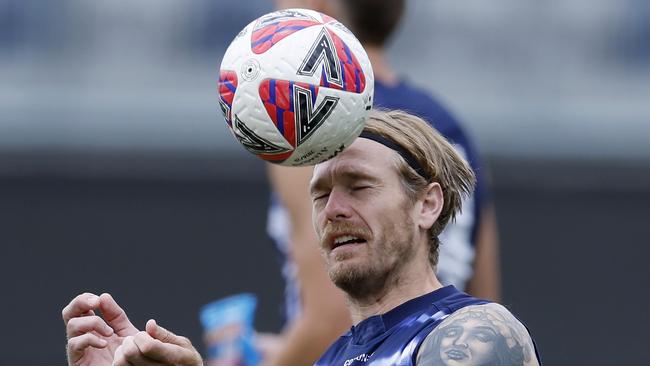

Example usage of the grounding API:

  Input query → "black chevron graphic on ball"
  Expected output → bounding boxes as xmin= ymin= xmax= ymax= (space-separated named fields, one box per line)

xmin=233 ymin=116 xmax=291 ymax=154
xmin=297 ymin=28 xmax=343 ymax=88
xmin=293 ymin=85 xmax=339 ymax=146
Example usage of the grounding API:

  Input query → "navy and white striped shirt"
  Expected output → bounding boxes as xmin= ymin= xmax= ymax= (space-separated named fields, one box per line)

xmin=315 ymin=286 xmax=488 ymax=366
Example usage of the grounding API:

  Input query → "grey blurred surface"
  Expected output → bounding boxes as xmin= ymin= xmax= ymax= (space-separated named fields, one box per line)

xmin=1 ymin=1 xmax=649 ymax=365
xmin=1 ymin=0 xmax=649 ymax=160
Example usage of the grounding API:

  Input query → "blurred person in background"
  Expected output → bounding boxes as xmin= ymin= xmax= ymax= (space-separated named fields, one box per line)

xmin=257 ymin=0 xmax=501 ymax=365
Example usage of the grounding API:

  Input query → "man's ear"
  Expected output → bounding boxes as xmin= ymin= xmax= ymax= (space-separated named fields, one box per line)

xmin=418 ymin=182 xmax=444 ymax=230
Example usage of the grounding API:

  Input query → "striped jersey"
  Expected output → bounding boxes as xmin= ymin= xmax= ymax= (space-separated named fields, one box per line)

xmin=315 ymin=286 xmax=488 ymax=366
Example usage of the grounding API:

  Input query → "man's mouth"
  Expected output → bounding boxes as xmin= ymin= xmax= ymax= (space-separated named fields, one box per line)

xmin=332 ymin=235 xmax=367 ymax=250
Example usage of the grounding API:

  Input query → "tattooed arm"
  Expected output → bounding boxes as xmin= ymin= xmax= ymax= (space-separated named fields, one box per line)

xmin=416 ymin=303 xmax=539 ymax=366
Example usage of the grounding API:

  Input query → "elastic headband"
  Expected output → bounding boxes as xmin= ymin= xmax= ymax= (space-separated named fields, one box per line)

xmin=359 ymin=131 xmax=431 ymax=181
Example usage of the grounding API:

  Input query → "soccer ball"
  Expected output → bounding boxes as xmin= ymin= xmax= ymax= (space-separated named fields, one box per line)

xmin=218 ymin=8 xmax=374 ymax=166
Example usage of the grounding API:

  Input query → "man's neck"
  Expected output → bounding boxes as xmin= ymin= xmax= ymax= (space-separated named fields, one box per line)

xmin=346 ymin=258 xmax=443 ymax=324
xmin=365 ymin=44 xmax=399 ymax=87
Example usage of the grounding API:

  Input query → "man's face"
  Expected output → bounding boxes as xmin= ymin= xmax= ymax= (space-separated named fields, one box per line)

xmin=309 ymin=138 xmax=420 ymax=298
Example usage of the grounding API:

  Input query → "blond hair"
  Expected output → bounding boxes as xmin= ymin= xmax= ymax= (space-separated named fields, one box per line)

xmin=363 ymin=109 xmax=476 ymax=267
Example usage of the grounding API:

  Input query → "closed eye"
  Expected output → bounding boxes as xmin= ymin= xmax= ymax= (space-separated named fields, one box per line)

xmin=312 ymin=192 xmax=330 ymax=201
xmin=352 ymin=186 xmax=370 ymax=191
xmin=351 ymin=186 xmax=374 ymax=195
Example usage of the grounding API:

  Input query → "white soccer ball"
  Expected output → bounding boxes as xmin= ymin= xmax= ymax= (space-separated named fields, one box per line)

xmin=218 ymin=8 xmax=374 ymax=166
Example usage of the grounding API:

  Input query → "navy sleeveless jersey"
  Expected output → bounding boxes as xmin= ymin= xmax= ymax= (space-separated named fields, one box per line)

xmin=267 ymin=79 xmax=489 ymax=322
xmin=315 ymin=286 xmax=488 ymax=366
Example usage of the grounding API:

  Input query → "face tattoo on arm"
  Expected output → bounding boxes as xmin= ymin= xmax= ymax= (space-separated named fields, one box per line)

xmin=416 ymin=303 xmax=539 ymax=366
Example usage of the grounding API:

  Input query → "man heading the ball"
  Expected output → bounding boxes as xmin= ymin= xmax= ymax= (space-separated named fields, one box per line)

xmin=63 ymin=110 xmax=539 ymax=366
xmin=309 ymin=109 xmax=539 ymax=365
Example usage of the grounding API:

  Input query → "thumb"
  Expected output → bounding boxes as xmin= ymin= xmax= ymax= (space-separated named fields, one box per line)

xmin=146 ymin=319 xmax=191 ymax=347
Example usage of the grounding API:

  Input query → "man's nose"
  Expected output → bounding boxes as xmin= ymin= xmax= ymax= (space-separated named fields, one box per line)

xmin=323 ymin=188 xmax=353 ymax=221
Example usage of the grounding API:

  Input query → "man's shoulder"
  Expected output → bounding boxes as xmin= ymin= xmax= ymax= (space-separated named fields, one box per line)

xmin=415 ymin=303 xmax=540 ymax=365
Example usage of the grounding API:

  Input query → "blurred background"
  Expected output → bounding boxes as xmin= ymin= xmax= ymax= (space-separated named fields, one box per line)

xmin=1 ymin=0 xmax=649 ymax=365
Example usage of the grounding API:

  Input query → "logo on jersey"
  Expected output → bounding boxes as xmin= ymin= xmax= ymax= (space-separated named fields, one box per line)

xmin=343 ymin=352 xmax=373 ymax=366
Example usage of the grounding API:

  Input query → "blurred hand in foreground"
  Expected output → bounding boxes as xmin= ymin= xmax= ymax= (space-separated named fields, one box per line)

xmin=63 ymin=292 xmax=203 ymax=366
xmin=63 ymin=292 xmax=138 ymax=366
xmin=113 ymin=319 xmax=203 ymax=366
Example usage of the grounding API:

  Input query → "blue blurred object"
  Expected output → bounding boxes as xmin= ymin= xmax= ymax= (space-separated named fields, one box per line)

xmin=200 ymin=293 xmax=260 ymax=366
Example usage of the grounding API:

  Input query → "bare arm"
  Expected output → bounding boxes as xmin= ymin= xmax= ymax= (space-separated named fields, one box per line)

xmin=416 ymin=303 xmax=538 ymax=366
xmin=265 ymin=164 xmax=351 ymax=366
xmin=465 ymin=203 xmax=501 ymax=302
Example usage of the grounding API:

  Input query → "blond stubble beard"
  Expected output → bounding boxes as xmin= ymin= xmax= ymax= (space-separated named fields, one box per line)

xmin=324 ymin=210 xmax=419 ymax=301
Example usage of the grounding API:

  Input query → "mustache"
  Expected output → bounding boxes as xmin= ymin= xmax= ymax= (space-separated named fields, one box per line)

xmin=320 ymin=221 xmax=372 ymax=245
